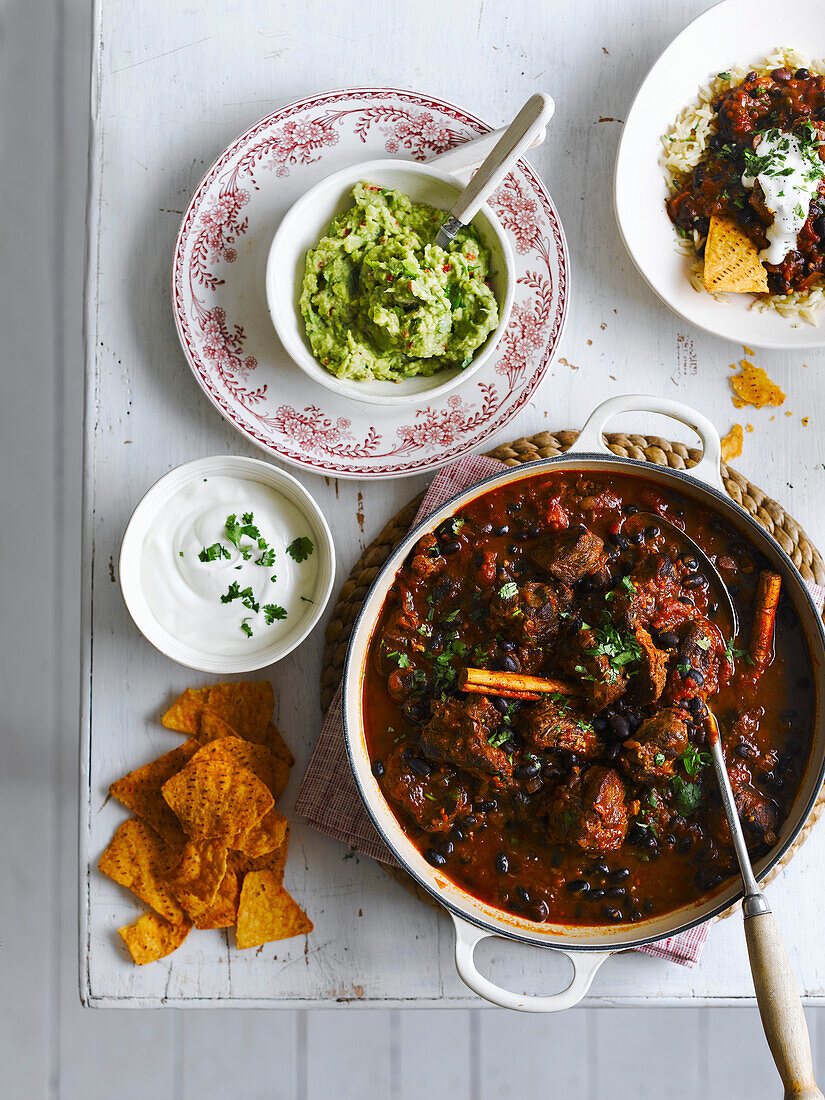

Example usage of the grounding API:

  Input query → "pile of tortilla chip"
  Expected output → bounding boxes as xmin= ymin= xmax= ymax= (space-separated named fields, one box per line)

xmin=99 ymin=681 xmax=312 ymax=965
xmin=704 ymin=216 xmax=769 ymax=294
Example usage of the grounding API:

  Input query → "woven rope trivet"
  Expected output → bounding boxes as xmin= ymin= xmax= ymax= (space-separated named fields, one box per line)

xmin=320 ymin=431 xmax=825 ymax=915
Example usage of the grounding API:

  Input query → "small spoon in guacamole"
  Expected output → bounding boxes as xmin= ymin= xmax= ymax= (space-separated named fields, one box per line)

xmin=299 ymin=182 xmax=499 ymax=384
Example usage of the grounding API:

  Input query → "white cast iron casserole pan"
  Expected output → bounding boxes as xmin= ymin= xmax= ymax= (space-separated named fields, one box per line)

xmin=342 ymin=395 xmax=825 ymax=1011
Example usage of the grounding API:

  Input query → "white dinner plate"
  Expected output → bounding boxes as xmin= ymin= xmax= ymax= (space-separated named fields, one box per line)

xmin=615 ymin=0 xmax=825 ymax=349
xmin=172 ymin=88 xmax=569 ymax=479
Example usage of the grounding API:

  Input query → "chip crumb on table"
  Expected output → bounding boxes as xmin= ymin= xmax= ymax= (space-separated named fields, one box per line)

xmin=99 ymin=680 xmax=311 ymax=965
xmin=729 ymin=359 xmax=787 ymax=409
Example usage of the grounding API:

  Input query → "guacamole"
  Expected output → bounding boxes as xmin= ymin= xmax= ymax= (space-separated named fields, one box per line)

xmin=299 ymin=182 xmax=500 ymax=383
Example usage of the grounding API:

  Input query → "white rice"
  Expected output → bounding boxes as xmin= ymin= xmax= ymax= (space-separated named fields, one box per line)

xmin=661 ymin=48 xmax=825 ymax=324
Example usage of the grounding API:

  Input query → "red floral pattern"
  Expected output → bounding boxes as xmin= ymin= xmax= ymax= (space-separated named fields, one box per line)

xmin=172 ymin=88 xmax=569 ymax=477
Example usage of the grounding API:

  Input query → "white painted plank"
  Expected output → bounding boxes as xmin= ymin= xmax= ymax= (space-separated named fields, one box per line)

xmin=393 ymin=1009 xmax=473 ymax=1100
xmin=477 ymin=1005 xmax=589 ymax=1098
xmin=306 ymin=1010 xmax=393 ymax=1099
xmin=180 ymin=1011 xmax=298 ymax=1100
xmin=591 ymin=1008 xmax=704 ymax=1100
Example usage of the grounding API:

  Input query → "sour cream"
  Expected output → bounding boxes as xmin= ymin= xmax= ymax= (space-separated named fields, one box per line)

xmin=741 ymin=128 xmax=825 ymax=266
xmin=139 ymin=475 xmax=318 ymax=657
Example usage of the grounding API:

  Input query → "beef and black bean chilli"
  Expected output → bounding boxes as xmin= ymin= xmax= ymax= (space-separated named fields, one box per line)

xmin=363 ymin=472 xmax=814 ymax=926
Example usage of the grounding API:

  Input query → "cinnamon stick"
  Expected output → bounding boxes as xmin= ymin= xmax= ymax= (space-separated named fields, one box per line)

xmin=749 ymin=570 xmax=782 ymax=667
xmin=459 ymin=667 xmax=581 ymax=699
xmin=460 ymin=682 xmax=541 ymax=701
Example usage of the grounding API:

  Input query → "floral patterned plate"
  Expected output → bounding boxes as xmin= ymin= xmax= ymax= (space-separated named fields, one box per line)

xmin=172 ymin=88 xmax=569 ymax=479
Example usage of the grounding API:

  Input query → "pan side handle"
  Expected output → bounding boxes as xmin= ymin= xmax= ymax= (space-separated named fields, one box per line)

xmin=568 ymin=394 xmax=725 ymax=493
xmin=451 ymin=912 xmax=611 ymax=1012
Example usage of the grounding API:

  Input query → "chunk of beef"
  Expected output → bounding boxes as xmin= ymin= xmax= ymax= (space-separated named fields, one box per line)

xmin=631 ymin=625 xmax=669 ymax=705
xmin=489 ymin=579 xmax=573 ymax=648
xmin=521 ymin=697 xmax=603 ymax=758
xmin=613 ymin=554 xmax=680 ymax=629
xmin=621 ymin=707 xmax=689 ymax=783
xmin=409 ymin=533 xmax=445 ymax=580
xmin=559 ymin=627 xmax=627 ymax=712
xmin=546 ymin=766 xmax=627 ymax=852
xmin=419 ymin=697 xmax=513 ymax=784
xmin=728 ymin=760 xmax=779 ymax=846
xmin=678 ymin=621 xmax=717 ymax=683
xmin=374 ymin=604 xmax=422 ymax=678
xmin=381 ymin=746 xmax=468 ymax=834
xmin=531 ymin=525 xmax=608 ymax=586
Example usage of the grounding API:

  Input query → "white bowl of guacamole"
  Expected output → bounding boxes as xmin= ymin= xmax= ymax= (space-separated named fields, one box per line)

xmin=266 ymin=160 xmax=515 ymax=406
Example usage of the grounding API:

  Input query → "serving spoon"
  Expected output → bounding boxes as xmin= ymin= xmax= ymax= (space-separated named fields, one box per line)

xmin=434 ymin=93 xmax=555 ymax=249
xmin=702 ymin=703 xmax=822 ymax=1100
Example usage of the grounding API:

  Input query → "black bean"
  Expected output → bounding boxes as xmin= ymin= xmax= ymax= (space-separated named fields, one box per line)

xmin=645 ymin=525 xmax=661 ymax=539
xmin=441 ymin=839 xmax=455 ymax=856
xmin=567 ymin=878 xmax=590 ymax=894
xmin=425 ymin=848 xmax=447 ymax=868
xmin=606 ymin=886 xmax=627 ymax=899
xmin=631 ymin=909 xmax=644 ymax=923
xmin=695 ymin=845 xmax=717 ymax=864
xmin=529 ymin=899 xmax=550 ymax=922
xmin=679 ymin=554 xmax=698 ymax=569
xmin=734 ymin=742 xmax=751 ymax=759
xmin=683 ymin=572 xmax=706 ymax=590
xmin=608 ymin=867 xmax=630 ymax=884
xmin=771 ymin=66 xmax=792 ymax=82
xmin=524 ymin=524 xmax=541 ymax=539
xmin=495 ymin=852 xmax=509 ymax=874
xmin=679 ymin=663 xmax=693 ymax=680
xmin=665 ymin=833 xmax=677 ymax=847
xmin=409 ymin=757 xmax=432 ymax=777
xmin=628 ymin=531 xmax=643 ymax=545
xmin=695 ymin=869 xmax=724 ymax=890
xmin=471 ymin=550 xmax=485 ymax=569
xmin=708 ymin=603 xmax=719 ymax=616
xmin=676 ymin=835 xmax=692 ymax=854
xmin=625 ymin=504 xmax=639 ymax=515
xmin=589 ymin=888 xmax=605 ymax=901
xmin=493 ymin=524 xmax=509 ymax=536
xmin=796 ymin=67 xmax=811 ymax=79
xmin=611 ymin=533 xmax=630 ymax=550
xmin=500 ymin=653 xmax=520 ymax=673
xmin=603 ymin=906 xmax=623 ymax=922
xmin=656 ymin=631 xmax=679 ymax=649
xmin=371 ymin=760 xmax=385 ymax=778
xmin=514 ymin=761 xmax=541 ymax=781
xmin=461 ymin=814 xmax=478 ymax=827
xmin=608 ymin=714 xmax=630 ymax=741
xmin=506 ymin=502 xmax=522 ymax=514
xmin=516 ymin=886 xmax=531 ymax=904
xmin=478 ymin=523 xmax=493 ymax=536
xmin=450 ymin=826 xmax=465 ymax=842
xmin=686 ymin=668 xmax=705 ymax=687
xmin=643 ymin=898 xmax=654 ymax=913
xmin=729 ymin=583 xmax=739 ymax=596
xmin=491 ymin=695 xmax=511 ymax=715
xmin=606 ymin=742 xmax=622 ymax=760
xmin=593 ymin=716 xmax=609 ymax=733
xmin=477 ymin=800 xmax=498 ymax=813
xmin=687 ymin=695 xmax=703 ymax=716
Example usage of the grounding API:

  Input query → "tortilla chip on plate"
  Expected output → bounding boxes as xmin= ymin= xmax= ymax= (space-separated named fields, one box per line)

xmin=108 ymin=739 xmax=199 ymax=845
xmin=161 ymin=758 xmax=274 ymax=843
xmin=163 ymin=838 xmax=228 ymax=919
xmin=119 ymin=912 xmax=192 ymax=965
xmin=162 ymin=688 xmax=210 ymax=736
xmin=704 ymin=216 xmax=769 ymax=293
xmin=99 ymin=819 xmax=186 ymax=925
xmin=235 ymin=870 xmax=313 ymax=949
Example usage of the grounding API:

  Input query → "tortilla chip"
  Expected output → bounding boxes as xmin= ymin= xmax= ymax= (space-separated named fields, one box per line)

xmin=202 ymin=681 xmax=274 ymax=742
xmin=265 ymin=723 xmax=295 ymax=768
xmin=161 ymin=758 xmax=273 ymax=843
xmin=109 ymin=739 xmax=199 ymax=845
xmin=162 ymin=688 xmax=210 ymax=736
xmin=235 ymin=871 xmax=313 ymax=949
xmin=730 ymin=360 xmax=786 ymax=409
xmin=191 ymin=736 xmax=277 ymax=793
xmin=234 ymin=807 xmax=288 ymax=860
xmin=227 ymin=825 xmax=289 ymax=882
xmin=721 ymin=423 xmax=744 ymax=463
xmin=198 ymin=710 xmax=241 ymax=745
xmin=192 ymin=869 xmax=241 ymax=930
xmin=99 ymin=820 xmax=186 ymax=924
xmin=163 ymin=838 xmax=228 ymax=919
xmin=704 ymin=216 xmax=769 ymax=293
xmin=119 ymin=912 xmax=191 ymax=965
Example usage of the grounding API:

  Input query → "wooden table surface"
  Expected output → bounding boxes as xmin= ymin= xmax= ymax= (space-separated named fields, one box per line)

xmin=80 ymin=0 xmax=825 ymax=1007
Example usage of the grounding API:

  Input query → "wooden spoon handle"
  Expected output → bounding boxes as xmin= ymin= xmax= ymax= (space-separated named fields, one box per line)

xmin=744 ymin=909 xmax=823 ymax=1099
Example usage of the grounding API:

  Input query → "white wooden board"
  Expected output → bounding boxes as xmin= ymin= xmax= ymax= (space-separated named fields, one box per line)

xmin=81 ymin=0 xmax=825 ymax=1006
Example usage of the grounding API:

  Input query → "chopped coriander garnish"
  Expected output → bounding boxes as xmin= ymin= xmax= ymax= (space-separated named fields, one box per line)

xmin=240 ymin=618 xmax=254 ymax=638
xmin=198 ymin=542 xmax=231 ymax=563
xmin=255 ymin=548 xmax=277 ymax=567
xmin=680 ymin=744 xmax=711 ymax=778
xmin=672 ymin=775 xmax=703 ymax=816
xmin=498 ymin=581 xmax=519 ymax=600
xmin=286 ymin=536 xmax=314 ymax=562
xmin=262 ymin=603 xmax=287 ymax=625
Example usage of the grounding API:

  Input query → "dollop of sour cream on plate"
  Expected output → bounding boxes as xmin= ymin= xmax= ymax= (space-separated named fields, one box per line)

xmin=140 ymin=475 xmax=318 ymax=657
xmin=741 ymin=127 xmax=825 ymax=266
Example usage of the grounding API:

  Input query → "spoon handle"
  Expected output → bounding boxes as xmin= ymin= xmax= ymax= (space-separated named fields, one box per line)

xmin=744 ymin=905 xmax=823 ymax=1100
xmin=444 ymin=93 xmax=554 ymax=228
